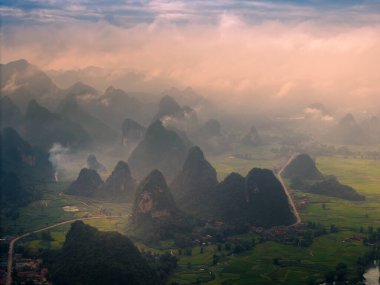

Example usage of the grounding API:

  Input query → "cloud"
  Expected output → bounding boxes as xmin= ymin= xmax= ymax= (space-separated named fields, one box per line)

xmin=275 ymin=82 xmax=296 ymax=98
xmin=2 ymin=0 xmax=380 ymax=26
xmin=1 ymin=1 xmax=380 ymax=113
xmin=303 ymin=107 xmax=334 ymax=122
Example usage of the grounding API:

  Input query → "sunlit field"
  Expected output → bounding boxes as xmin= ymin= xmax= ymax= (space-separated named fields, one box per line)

xmin=2 ymin=1 xmax=380 ymax=283
xmin=300 ymin=156 xmax=380 ymax=229
xmin=6 ymin=143 xmax=378 ymax=284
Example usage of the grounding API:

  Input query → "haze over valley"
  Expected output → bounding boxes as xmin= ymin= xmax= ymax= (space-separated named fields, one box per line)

xmin=1 ymin=1 xmax=380 ymax=284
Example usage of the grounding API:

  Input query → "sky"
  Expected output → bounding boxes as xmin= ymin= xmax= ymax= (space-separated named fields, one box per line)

xmin=1 ymin=0 xmax=380 ymax=112
xmin=2 ymin=0 xmax=380 ymax=26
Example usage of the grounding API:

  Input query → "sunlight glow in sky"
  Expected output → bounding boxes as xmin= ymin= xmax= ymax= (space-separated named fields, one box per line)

xmin=2 ymin=0 xmax=380 ymax=110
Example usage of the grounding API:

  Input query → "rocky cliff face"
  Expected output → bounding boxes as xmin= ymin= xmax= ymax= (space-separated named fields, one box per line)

xmin=121 ymin=118 xmax=145 ymax=147
xmin=171 ymin=146 xmax=218 ymax=214
xmin=103 ymin=161 xmax=136 ymax=201
xmin=333 ymin=113 xmax=366 ymax=145
xmin=86 ymin=154 xmax=106 ymax=173
xmin=58 ymin=97 xmax=119 ymax=144
xmin=66 ymin=168 xmax=104 ymax=197
xmin=196 ymin=119 xmax=230 ymax=154
xmin=24 ymin=99 xmax=91 ymax=150
xmin=1 ymin=127 xmax=53 ymax=206
xmin=0 ymin=96 xmax=22 ymax=128
xmin=128 ymin=120 xmax=189 ymax=181
xmin=128 ymin=170 xmax=190 ymax=242
xmin=283 ymin=153 xmax=323 ymax=181
xmin=1 ymin=128 xmax=53 ymax=180
xmin=212 ymin=168 xmax=296 ymax=227
xmin=152 ymin=95 xmax=199 ymax=136
xmin=131 ymin=170 xmax=177 ymax=221
xmin=213 ymin=172 xmax=246 ymax=224
xmin=244 ymin=168 xmax=295 ymax=227
xmin=153 ymin=95 xmax=184 ymax=122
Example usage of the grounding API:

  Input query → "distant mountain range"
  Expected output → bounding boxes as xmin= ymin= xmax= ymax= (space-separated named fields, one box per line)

xmin=1 ymin=59 xmax=223 ymax=153
xmin=1 ymin=59 xmax=60 ymax=109
xmin=331 ymin=113 xmax=380 ymax=145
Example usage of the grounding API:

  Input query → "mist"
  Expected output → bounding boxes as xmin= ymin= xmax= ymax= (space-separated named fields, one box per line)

xmin=3 ymin=16 xmax=380 ymax=116
xmin=2 ymin=3 xmax=380 ymax=284
xmin=48 ymin=143 xmax=69 ymax=182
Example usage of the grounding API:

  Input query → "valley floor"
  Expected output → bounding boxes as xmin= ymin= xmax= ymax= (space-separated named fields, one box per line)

xmin=1 ymin=144 xmax=379 ymax=284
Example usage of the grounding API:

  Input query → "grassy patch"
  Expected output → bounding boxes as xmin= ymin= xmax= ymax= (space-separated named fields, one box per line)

xmin=168 ymin=231 xmax=367 ymax=285
xmin=298 ymin=156 xmax=380 ymax=229
xmin=8 ymin=145 xmax=379 ymax=285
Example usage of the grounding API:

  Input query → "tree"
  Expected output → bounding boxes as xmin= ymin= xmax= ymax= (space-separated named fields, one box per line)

xmin=307 ymin=276 xmax=316 ymax=285
xmin=41 ymin=231 xmax=53 ymax=241
xmin=185 ymin=248 xmax=192 ymax=256
xmin=330 ymin=224 xmax=338 ymax=233
xmin=233 ymin=244 xmax=244 ymax=254
xmin=335 ymin=263 xmax=347 ymax=281
xmin=325 ymin=271 xmax=335 ymax=283
xmin=213 ymin=255 xmax=219 ymax=265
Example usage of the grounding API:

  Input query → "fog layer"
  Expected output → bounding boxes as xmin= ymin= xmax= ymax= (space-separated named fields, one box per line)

xmin=3 ymin=15 xmax=380 ymax=113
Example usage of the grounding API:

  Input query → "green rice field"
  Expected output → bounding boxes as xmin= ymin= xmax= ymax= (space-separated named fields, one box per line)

xmin=5 ymin=144 xmax=380 ymax=284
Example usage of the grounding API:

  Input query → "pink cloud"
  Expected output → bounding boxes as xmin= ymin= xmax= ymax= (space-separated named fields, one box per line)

xmin=2 ymin=17 xmax=380 ymax=113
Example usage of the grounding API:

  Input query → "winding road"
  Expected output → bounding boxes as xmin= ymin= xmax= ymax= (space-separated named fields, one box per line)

xmin=6 ymin=215 xmax=122 ymax=285
xmin=6 ymin=155 xmax=300 ymax=284
xmin=276 ymin=153 xmax=302 ymax=227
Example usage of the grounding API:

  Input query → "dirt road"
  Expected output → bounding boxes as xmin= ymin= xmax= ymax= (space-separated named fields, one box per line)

xmin=6 ymin=215 xmax=122 ymax=285
xmin=277 ymin=153 xmax=302 ymax=226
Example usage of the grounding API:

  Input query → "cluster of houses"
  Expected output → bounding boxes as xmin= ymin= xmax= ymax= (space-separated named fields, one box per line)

xmin=12 ymin=254 xmax=50 ymax=284
xmin=251 ymin=223 xmax=309 ymax=244
xmin=295 ymin=196 xmax=310 ymax=209
xmin=0 ymin=251 xmax=50 ymax=285
xmin=192 ymin=218 xmax=312 ymax=249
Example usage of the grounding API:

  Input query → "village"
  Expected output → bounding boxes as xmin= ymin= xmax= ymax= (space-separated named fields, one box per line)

xmin=0 ymin=241 xmax=49 ymax=285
